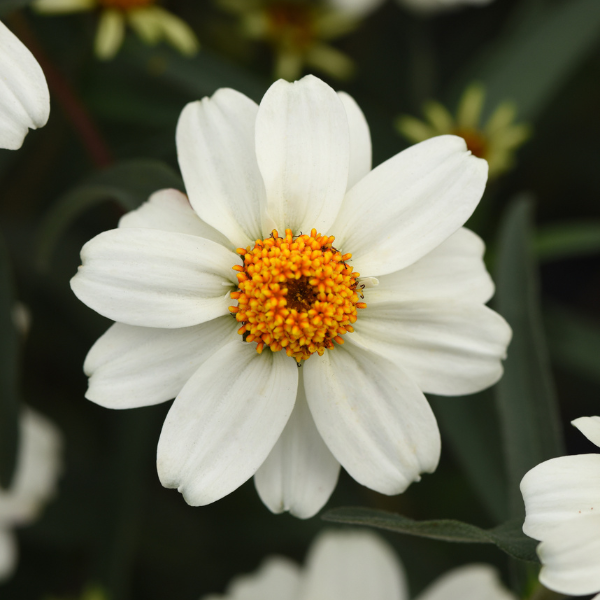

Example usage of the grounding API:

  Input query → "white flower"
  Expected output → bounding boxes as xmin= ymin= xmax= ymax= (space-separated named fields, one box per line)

xmin=396 ymin=0 xmax=494 ymax=15
xmin=200 ymin=529 xmax=516 ymax=600
xmin=0 ymin=21 xmax=50 ymax=150
xmin=71 ymin=75 xmax=511 ymax=518
xmin=0 ymin=409 xmax=62 ymax=582
xmin=521 ymin=416 xmax=600 ymax=599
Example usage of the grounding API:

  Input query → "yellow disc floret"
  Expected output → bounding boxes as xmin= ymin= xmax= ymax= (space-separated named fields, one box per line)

xmin=229 ymin=228 xmax=366 ymax=362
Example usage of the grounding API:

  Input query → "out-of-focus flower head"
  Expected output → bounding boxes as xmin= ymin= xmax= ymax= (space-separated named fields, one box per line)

xmin=396 ymin=0 xmax=494 ymax=16
xmin=396 ymin=83 xmax=531 ymax=179
xmin=200 ymin=529 xmax=516 ymax=600
xmin=0 ymin=21 xmax=50 ymax=150
xmin=32 ymin=0 xmax=199 ymax=61
xmin=0 ymin=409 xmax=62 ymax=582
xmin=521 ymin=416 xmax=600 ymax=599
xmin=218 ymin=0 xmax=382 ymax=81
xmin=44 ymin=584 xmax=109 ymax=600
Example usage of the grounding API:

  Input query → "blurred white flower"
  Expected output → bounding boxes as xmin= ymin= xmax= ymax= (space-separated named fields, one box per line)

xmin=396 ymin=0 xmax=494 ymax=16
xmin=521 ymin=416 xmax=600 ymax=599
xmin=0 ymin=21 xmax=50 ymax=150
xmin=72 ymin=74 xmax=510 ymax=519
xmin=0 ymin=409 xmax=62 ymax=582
xmin=200 ymin=529 xmax=515 ymax=600
xmin=32 ymin=0 xmax=199 ymax=60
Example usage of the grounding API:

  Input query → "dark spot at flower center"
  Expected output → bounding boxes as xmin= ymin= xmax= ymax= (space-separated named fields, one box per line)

xmin=285 ymin=276 xmax=318 ymax=312
xmin=99 ymin=0 xmax=154 ymax=9
xmin=453 ymin=127 xmax=488 ymax=160
xmin=267 ymin=2 xmax=315 ymax=49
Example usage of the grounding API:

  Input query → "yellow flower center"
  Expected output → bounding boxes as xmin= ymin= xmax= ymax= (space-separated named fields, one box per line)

xmin=229 ymin=229 xmax=366 ymax=362
xmin=266 ymin=2 xmax=316 ymax=50
xmin=453 ymin=127 xmax=488 ymax=160
xmin=98 ymin=0 xmax=154 ymax=10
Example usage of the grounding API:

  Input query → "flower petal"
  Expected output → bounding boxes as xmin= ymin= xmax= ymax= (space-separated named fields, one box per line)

xmin=537 ymin=514 xmax=600 ymax=596
xmin=71 ymin=228 xmax=238 ymax=328
xmin=95 ymin=10 xmax=125 ymax=60
xmin=572 ymin=416 xmax=600 ymax=449
xmin=332 ymin=135 xmax=488 ymax=276
xmin=118 ymin=188 xmax=232 ymax=247
xmin=366 ymin=228 xmax=494 ymax=306
xmin=254 ymin=376 xmax=340 ymax=519
xmin=0 ymin=530 xmax=17 ymax=583
xmin=521 ymin=454 xmax=600 ymax=541
xmin=0 ymin=21 xmax=49 ymax=150
xmin=414 ymin=564 xmax=516 ymax=600
xmin=224 ymin=557 xmax=301 ymax=600
xmin=338 ymin=91 xmax=372 ymax=190
xmin=299 ymin=530 xmax=408 ymax=600
xmin=349 ymin=302 xmax=511 ymax=396
xmin=303 ymin=344 xmax=440 ymax=495
xmin=157 ymin=341 xmax=298 ymax=506
xmin=255 ymin=75 xmax=350 ymax=236
xmin=176 ymin=88 xmax=265 ymax=248
xmin=84 ymin=316 xmax=239 ymax=409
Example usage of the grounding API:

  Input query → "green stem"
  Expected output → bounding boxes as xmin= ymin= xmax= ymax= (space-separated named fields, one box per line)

xmin=528 ymin=585 xmax=568 ymax=600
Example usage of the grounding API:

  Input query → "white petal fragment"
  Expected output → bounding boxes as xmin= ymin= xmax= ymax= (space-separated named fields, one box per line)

xmin=0 ymin=530 xmax=17 ymax=583
xmin=349 ymin=302 xmax=511 ymax=396
xmin=0 ymin=21 xmax=50 ymax=150
xmin=332 ymin=135 xmax=488 ymax=276
xmin=255 ymin=75 xmax=350 ymax=236
xmin=157 ymin=341 xmax=298 ymax=506
xmin=84 ymin=316 xmax=239 ymax=409
xmin=572 ymin=416 xmax=600 ymax=449
xmin=537 ymin=514 xmax=600 ymax=596
xmin=414 ymin=564 xmax=516 ymax=600
xmin=303 ymin=344 xmax=440 ymax=495
xmin=225 ymin=557 xmax=301 ymax=600
xmin=299 ymin=530 xmax=408 ymax=600
xmin=119 ymin=188 xmax=232 ymax=248
xmin=176 ymin=89 xmax=265 ymax=248
xmin=366 ymin=228 xmax=494 ymax=306
xmin=71 ymin=228 xmax=239 ymax=328
xmin=338 ymin=91 xmax=372 ymax=190
xmin=521 ymin=454 xmax=600 ymax=541
xmin=255 ymin=376 xmax=340 ymax=519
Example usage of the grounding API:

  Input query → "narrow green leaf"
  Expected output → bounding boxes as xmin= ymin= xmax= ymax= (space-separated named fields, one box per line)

xmin=323 ymin=507 xmax=539 ymax=563
xmin=36 ymin=159 xmax=183 ymax=270
xmin=0 ymin=234 xmax=20 ymax=489
xmin=534 ymin=221 xmax=600 ymax=263
xmin=494 ymin=196 xmax=564 ymax=517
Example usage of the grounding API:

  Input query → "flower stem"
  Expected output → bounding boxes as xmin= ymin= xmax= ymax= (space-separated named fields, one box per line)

xmin=528 ymin=585 xmax=568 ymax=600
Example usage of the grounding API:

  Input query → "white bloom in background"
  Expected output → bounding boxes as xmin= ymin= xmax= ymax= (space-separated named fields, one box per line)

xmin=0 ymin=21 xmax=50 ymax=150
xmin=71 ymin=74 xmax=511 ymax=519
xmin=521 ymin=416 xmax=600 ymax=599
xmin=0 ymin=409 xmax=62 ymax=582
xmin=396 ymin=0 xmax=494 ymax=15
xmin=200 ymin=529 xmax=515 ymax=600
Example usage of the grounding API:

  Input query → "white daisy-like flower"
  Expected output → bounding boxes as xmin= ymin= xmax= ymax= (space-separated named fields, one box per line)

xmin=0 ymin=409 xmax=62 ymax=582
xmin=396 ymin=0 xmax=494 ymax=15
xmin=0 ymin=21 xmax=50 ymax=150
xmin=71 ymin=74 xmax=511 ymax=518
xmin=200 ymin=528 xmax=516 ymax=600
xmin=521 ymin=416 xmax=600 ymax=599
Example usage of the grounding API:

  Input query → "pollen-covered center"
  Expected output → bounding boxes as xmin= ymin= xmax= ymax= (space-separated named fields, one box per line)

xmin=229 ymin=229 xmax=366 ymax=362
xmin=99 ymin=0 xmax=154 ymax=9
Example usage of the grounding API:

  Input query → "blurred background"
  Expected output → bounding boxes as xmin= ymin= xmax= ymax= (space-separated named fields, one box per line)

xmin=1 ymin=0 xmax=599 ymax=597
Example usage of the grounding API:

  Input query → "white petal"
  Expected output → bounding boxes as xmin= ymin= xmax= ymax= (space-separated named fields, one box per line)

xmin=414 ymin=564 xmax=516 ymax=600
xmin=349 ymin=302 xmax=511 ymax=396
xmin=537 ymin=514 xmax=600 ymax=596
xmin=303 ymin=344 xmax=440 ymax=495
xmin=71 ymin=228 xmax=238 ymax=328
xmin=299 ymin=529 xmax=408 ymax=600
xmin=521 ymin=454 xmax=600 ymax=541
xmin=157 ymin=341 xmax=298 ymax=506
xmin=255 ymin=75 xmax=350 ymax=236
xmin=119 ymin=188 xmax=232 ymax=248
xmin=0 ymin=530 xmax=17 ymax=583
xmin=332 ymin=135 xmax=488 ymax=277
xmin=366 ymin=228 xmax=494 ymax=306
xmin=254 ymin=376 xmax=340 ymax=519
xmin=84 ymin=316 xmax=239 ymax=409
xmin=0 ymin=21 xmax=49 ymax=150
xmin=338 ymin=91 xmax=372 ymax=190
xmin=225 ymin=557 xmax=301 ymax=600
xmin=176 ymin=89 xmax=266 ymax=248
xmin=572 ymin=416 xmax=600 ymax=449
xmin=0 ymin=409 xmax=62 ymax=526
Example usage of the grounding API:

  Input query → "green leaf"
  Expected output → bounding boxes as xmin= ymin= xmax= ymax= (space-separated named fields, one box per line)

xmin=453 ymin=0 xmax=600 ymax=122
xmin=494 ymin=196 xmax=564 ymax=517
xmin=534 ymin=221 xmax=600 ymax=263
xmin=0 ymin=234 xmax=20 ymax=489
xmin=323 ymin=507 xmax=539 ymax=563
xmin=36 ymin=159 xmax=183 ymax=270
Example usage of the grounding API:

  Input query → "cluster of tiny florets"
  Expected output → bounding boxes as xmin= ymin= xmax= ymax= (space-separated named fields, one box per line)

xmin=229 ymin=228 xmax=366 ymax=362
